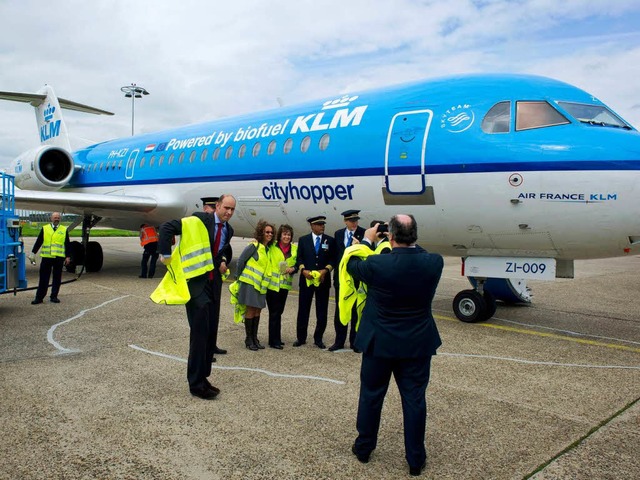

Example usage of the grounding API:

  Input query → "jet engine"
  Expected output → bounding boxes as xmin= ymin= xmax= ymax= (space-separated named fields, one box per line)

xmin=12 ymin=145 xmax=74 ymax=191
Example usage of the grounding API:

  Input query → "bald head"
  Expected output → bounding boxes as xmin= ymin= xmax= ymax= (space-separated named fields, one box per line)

xmin=51 ymin=212 xmax=61 ymax=227
xmin=389 ymin=214 xmax=418 ymax=246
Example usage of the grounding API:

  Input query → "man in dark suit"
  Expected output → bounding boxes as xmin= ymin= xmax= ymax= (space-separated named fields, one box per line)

xmin=159 ymin=194 xmax=235 ymax=399
xmin=294 ymin=215 xmax=336 ymax=348
xmin=347 ymin=214 xmax=443 ymax=476
xmin=329 ymin=209 xmax=366 ymax=352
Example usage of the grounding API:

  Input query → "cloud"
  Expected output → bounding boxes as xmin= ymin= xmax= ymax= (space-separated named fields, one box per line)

xmin=1 ymin=0 xmax=640 ymax=168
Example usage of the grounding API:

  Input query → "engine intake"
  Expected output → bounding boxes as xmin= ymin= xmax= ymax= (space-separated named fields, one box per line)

xmin=13 ymin=146 xmax=74 ymax=190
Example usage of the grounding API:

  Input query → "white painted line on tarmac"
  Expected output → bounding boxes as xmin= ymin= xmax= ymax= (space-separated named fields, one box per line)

xmin=129 ymin=344 xmax=346 ymax=385
xmin=47 ymin=295 xmax=131 ymax=354
xmin=439 ymin=352 xmax=640 ymax=370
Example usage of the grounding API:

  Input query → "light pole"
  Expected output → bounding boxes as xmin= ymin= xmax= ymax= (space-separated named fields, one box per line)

xmin=120 ymin=83 xmax=149 ymax=136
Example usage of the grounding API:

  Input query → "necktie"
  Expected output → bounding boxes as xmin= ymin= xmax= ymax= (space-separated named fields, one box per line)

xmin=346 ymin=231 xmax=353 ymax=247
xmin=314 ymin=235 xmax=320 ymax=254
xmin=213 ymin=223 xmax=222 ymax=256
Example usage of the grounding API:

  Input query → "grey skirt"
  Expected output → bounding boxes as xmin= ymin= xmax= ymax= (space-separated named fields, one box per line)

xmin=237 ymin=281 xmax=266 ymax=309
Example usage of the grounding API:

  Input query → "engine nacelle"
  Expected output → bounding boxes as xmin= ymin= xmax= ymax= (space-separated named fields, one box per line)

xmin=12 ymin=146 xmax=75 ymax=191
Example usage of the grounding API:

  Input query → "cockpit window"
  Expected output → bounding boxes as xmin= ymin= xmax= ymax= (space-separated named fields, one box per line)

xmin=557 ymin=102 xmax=630 ymax=129
xmin=516 ymin=101 xmax=570 ymax=131
xmin=482 ymin=101 xmax=511 ymax=133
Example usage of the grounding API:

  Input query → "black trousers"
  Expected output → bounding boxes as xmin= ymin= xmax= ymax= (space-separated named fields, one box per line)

xmin=35 ymin=256 xmax=65 ymax=301
xmin=354 ymin=355 xmax=433 ymax=469
xmin=140 ymin=242 xmax=159 ymax=278
xmin=185 ymin=274 xmax=222 ymax=391
xmin=266 ymin=288 xmax=289 ymax=346
xmin=295 ymin=280 xmax=330 ymax=344
xmin=333 ymin=281 xmax=357 ymax=347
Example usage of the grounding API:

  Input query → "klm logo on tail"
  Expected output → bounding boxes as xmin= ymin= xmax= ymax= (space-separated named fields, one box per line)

xmin=40 ymin=103 xmax=61 ymax=141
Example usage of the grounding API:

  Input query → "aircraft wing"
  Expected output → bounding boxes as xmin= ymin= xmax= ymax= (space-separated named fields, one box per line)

xmin=15 ymin=189 xmax=157 ymax=214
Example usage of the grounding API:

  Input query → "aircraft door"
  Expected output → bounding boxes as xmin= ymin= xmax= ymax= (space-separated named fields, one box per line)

xmin=385 ymin=110 xmax=433 ymax=194
xmin=125 ymin=149 xmax=139 ymax=180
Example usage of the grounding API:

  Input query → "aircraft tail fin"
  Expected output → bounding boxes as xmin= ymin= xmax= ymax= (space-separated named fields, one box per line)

xmin=0 ymin=85 xmax=113 ymax=150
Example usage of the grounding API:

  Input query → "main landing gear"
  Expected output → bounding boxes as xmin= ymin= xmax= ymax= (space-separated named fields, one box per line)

xmin=452 ymin=279 xmax=497 ymax=323
xmin=66 ymin=214 xmax=104 ymax=273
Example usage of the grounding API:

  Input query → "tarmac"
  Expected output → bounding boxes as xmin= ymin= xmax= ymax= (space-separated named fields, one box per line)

xmin=1 ymin=236 xmax=638 ymax=479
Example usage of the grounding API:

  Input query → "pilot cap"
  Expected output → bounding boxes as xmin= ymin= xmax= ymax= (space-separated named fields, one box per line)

xmin=201 ymin=196 xmax=219 ymax=206
xmin=307 ymin=215 xmax=327 ymax=225
xmin=341 ymin=209 xmax=360 ymax=221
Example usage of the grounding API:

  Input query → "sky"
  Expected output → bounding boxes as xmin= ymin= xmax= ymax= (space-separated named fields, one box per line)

xmin=1 ymin=0 xmax=640 ymax=169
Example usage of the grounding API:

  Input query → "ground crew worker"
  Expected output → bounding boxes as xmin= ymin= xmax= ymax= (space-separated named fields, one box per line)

xmin=139 ymin=223 xmax=159 ymax=278
xmin=30 ymin=212 xmax=70 ymax=304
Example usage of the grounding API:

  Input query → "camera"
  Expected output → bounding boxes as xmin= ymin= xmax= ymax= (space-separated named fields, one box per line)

xmin=376 ymin=224 xmax=388 ymax=234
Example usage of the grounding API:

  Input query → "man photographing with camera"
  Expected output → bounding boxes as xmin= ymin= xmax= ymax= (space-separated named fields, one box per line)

xmin=347 ymin=214 xmax=443 ymax=476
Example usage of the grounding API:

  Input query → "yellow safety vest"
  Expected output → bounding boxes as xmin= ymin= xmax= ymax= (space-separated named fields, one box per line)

xmin=374 ymin=240 xmax=391 ymax=255
xmin=238 ymin=240 xmax=270 ymax=294
xmin=180 ymin=217 xmax=214 ymax=279
xmin=40 ymin=224 xmax=67 ymax=258
xmin=267 ymin=243 xmax=298 ymax=291
xmin=338 ymin=244 xmax=375 ymax=330
xmin=150 ymin=216 xmax=213 ymax=305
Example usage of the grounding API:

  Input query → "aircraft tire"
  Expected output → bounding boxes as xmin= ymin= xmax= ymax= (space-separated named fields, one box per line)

xmin=452 ymin=289 xmax=487 ymax=323
xmin=85 ymin=241 xmax=103 ymax=272
xmin=482 ymin=290 xmax=497 ymax=320
xmin=67 ymin=241 xmax=84 ymax=273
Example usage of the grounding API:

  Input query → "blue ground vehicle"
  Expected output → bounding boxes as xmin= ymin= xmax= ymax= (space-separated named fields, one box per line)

xmin=1 ymin=172 xmax=27 ymax=295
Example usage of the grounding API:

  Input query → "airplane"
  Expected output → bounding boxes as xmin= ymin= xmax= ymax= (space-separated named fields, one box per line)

xmin=1 ymin=73 xmax=639 ymax=322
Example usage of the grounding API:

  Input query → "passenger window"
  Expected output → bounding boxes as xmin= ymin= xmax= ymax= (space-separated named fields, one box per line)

xmin=482 ymin=101 xmax=511 ymax=133
xmin=319 ymin=134 xmax=330 ymax=150
xmin=283 ymin=138 xmax=293 ymax=154
xmin=213 ymin=147 xmax=221 ymax=161
xmin=301 ymin=136 xmax=311 ymax=153
xmin=225 ymin=145 xmax=233 ymax=159
xmin=168 ymin=153 xmax=175 ymax=165
xmin=139 ymin=157 xmax=145 ymax=168
xmin=267 ymin=140 xmax=277 ymax=155
xmin=516 ymin=101 xmax=570 ymax=131
xmin=189 ymin=151 xmax=196 ymax=163
xmin=149 ymin=156 xmax=155 ymax=167
xmin=118 ymin=160 xmax=123 ymax=169
xmin=238 ymin=144 xmax=246 ymax=158
xmin=252 ymin=143 xmax=261 ymax=157
xmin=201 ymin=149 xmax=208 ymax=162
xmin=158 ymin=155 xmax=164 ymax=166
xmin=178 ymin=152 xmax=185 ymax=164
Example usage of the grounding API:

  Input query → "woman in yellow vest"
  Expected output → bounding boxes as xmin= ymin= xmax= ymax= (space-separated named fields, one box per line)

xmin=265 ymin=224 xmax=298 ymax=349
xmin=235 ymin=220 xmax=275 ymax=351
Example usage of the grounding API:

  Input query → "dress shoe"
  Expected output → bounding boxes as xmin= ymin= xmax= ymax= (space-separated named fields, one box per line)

xmin=279 ymin=342 xmax=285 ymax=346
xmin=31 ymin=299 xmax=43 ymax=305
xmin=328 ymin=344 xmax=344 ymax=352
xmin=211 ymin=357 xmax=217 ymax=362
xmin=314 ymin=341 xmax=326 ymax=349
xmin=204 ymin=380 xmax=220 ymax=395
xmin=213 ymin=347 xmax=227 ymax=354
xmin=409 ymin=460 xmax=426 ymax=476
xmin=351 ymin=346 xmax=362 ymax=353
xmin=292 ymin=340 xmax=305 ymax=347
xmin=50 ymin=297 xmax=60 ymax=303
xmin=351 ymin=444 xmax=370 ymax=464
xmin=138 ymin=275 xmax=145 ymax=278
xmin=269 ymin=344 xmax=284 ymax=350
xmin=190 ymin=387 xmax=218 ymax=400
